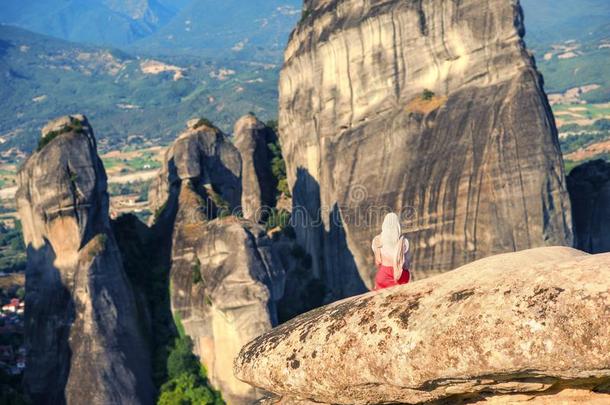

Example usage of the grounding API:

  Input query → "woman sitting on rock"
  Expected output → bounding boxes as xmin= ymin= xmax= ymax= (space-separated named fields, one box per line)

xmin=371 ymin=213 xmax=411 ymax=290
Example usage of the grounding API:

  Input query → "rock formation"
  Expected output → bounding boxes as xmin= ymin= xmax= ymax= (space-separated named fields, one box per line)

xmin=149 ymin=118 xmax=242 ymax=223
xmin=567 ymin=159 xmax=610 ymax=254
xmin=235 ymin=247 xmax=610 ymax=404
xmin=16 ymin=115 xmax=154 ymax=404
xmin=150 ymin=119 xmax=285 ymax=404
xmin=278 ymin=0 xmax=573 ymax=297
xmin=233 ymin=114 xmax=278 ymax=223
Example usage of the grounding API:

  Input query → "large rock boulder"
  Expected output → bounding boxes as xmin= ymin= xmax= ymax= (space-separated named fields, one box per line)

xmin=16 ymin=115 xmax=154 ymax=404
xmin=567 ymin=159 xmax=610 ymax=253
xmin=235 ymin=247 xmax=610 ymax=404
xmin=233 ymin=114 xmax=278 ymax=223
xmin=151 ymin=119 xmax=285 ymax=404
xmin=278 ymin=0 xmax=573 ymax=299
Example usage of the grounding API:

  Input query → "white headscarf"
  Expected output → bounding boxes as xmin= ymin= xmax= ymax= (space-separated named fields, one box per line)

xmin=379 ymin=213 xmax=410 ymax=281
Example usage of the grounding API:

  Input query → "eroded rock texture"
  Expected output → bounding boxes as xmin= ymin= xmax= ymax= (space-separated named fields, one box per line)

xmin=234 ymin=114 xmax=278 ymax=223
xmin=16 ymin=115 xmax=154 ymax=404
xmin=567 ymin=159 xmax=610 ymax=254
xmin=149 ymin=118 xmax=242 ymax=223
xmin=279 ymin=0 xmax=573 ymax=296
xmin=235 ymin=247 xmax=610 ymax=405
xmin=150 ymin=120 xmax=285 ymax=404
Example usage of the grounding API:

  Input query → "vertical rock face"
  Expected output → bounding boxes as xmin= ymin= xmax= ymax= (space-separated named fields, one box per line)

xmin=567 ymin=160 xmax=610 ymax=254
xmin=279 ymin=0 xmax=573 ymax=295
xmin=150 ymin=120 xmax=285 ymax=404
xmin=233 ymin=114 xmax=278 ymax=223
xmin=16 ymin=115 xmax=154 ymax=404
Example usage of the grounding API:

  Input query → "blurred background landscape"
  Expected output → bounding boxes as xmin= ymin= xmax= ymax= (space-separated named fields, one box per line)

xmin=0 ymin=0 xmax=608 ymax=273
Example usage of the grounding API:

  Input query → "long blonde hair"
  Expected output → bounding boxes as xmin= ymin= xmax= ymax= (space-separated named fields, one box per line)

xmin=380 ymin=213 xmax=409 ymax=281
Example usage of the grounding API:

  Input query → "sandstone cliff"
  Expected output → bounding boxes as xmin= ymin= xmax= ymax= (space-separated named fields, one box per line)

xmin=234 ymin=114 xmax=278 ymax=223
xmin=150 ymin=119 xmax=285 ymax=404
xmin=16 ymin=115 xmax=154 ymax=404
xmin=235 ymin=247 xmax=610 ymax=404
xmin=278 ymin=0 xmax=573 ymax=297
xmin=568 ymin=159 xmax=610 ymax=254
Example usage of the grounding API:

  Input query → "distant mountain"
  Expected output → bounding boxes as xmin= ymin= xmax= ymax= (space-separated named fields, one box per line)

xmin=521 ymin=0 xmax=610 ymax=46
xmin=0 ymin=25 xmax=280 ymax=155
xmin=521 ymin=0 xmax=610 ymax=101
xmin=0 ymin=0 xmax=302 ymax=61
xmin=0 ymin=1 xmax=609 ymax=156
xmin=0 ymin=0 xmax=175 ymax=47
xmin=132 ymin=0 xmax=301 ymax=61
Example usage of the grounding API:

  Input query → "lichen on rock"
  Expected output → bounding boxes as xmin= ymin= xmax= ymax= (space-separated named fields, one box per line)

xmin=235 ymin=247 xmax=610 ymax=405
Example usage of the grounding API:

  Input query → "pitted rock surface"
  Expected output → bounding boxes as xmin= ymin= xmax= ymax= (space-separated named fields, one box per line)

xmin=235 ymin=247 xmax=610 ymax=404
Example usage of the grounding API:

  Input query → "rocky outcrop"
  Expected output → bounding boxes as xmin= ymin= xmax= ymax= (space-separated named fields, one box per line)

xmin=151 ymin=119 xmax=285 ymax=404
xmin=235 ymin=247 xmax=610 ymax=404
xmin=16 ymin=115 xmax=154 ymax=404
xmin=278 ymin=0 xmax=573 ymax=297
xmin=567 ymin=159 xmax=610 ymax=254
xmin=233 ymin=114 xmax=278 ymax=222
xmin=148 ymin=118 xmax=242 ymax=223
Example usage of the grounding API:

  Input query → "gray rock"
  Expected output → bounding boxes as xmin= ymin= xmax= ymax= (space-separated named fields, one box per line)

xmin=568 ymin=159 xmax=610 ymax=254
xmin=278 ymin=0 xmax=573 ymax=300
xmin=16 ymin=115 xmax=154 ymax=404
xmin=235 ymin=247 xmax=610 ymax=405
xmin=148 ymin=119 xmax=242 ymax=222
xmin=233 ymin=114 xmax=277 ymax=223
xmin=151 ymin=120 xmax=285 ymax=404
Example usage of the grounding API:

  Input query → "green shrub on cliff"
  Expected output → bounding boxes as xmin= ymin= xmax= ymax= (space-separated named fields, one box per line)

xmin=192 ymin=258 xmax=203 ymax=285
xmin=158 ymin=373 xmax=218 ymax=405
xmin=193 ymin=118 xmax=215 ymax=130
xmin=422 ymin=89 xmax=435 ymax=101
xmin=205 ymin=187 xmax=231 ymax=219
xmin=266 ymin=208 xmax=291 ymax=232
xmin=37 ymin=119 xmax=85 ymax=152
xmin=166 ymin=337 xmax=201 ymax=380
xmin=268 ymin=141 xmax=290 ymax=198
xmin=159 ymin=336 xmax=224 ymax=405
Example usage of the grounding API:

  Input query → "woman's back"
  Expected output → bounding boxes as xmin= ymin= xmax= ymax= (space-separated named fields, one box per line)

xmin=372 ymin=235 xmax=410 ymax=267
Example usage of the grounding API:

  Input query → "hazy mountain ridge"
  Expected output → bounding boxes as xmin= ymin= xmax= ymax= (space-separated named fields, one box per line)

xmin=522 ymin=0 xmax=610 ymax=102
xmin=132 ymin=0 xmax=302 ymax=61
xmin=0 ymin=25 xmax=280 ymax=155
xmin=0 ymin=0 xmax=175 ymax=46
xmin=521 ymin=0 xmax=610 ymax=45
xmin=0 ymin=0 xmax=609 ymax=157
xmin=0 ymin=0 xmax=301 ymax=60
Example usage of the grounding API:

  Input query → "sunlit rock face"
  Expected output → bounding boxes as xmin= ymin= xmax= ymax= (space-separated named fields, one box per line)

xmin=16 ymin=115 xmax=154 ymax=405
xmin=151 ymin=120 xmax=285 ymax=404
xmin=148 ymin=119 xmax=242 ymax=221
xmin=278 ymin=0 xmax=573 ymax=298
xmin=235 ymin=247 xmax=610 ymax=405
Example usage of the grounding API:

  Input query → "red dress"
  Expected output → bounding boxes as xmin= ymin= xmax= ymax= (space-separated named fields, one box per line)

xmin=374 ymin=264 xmax=410 ymax=290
